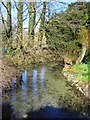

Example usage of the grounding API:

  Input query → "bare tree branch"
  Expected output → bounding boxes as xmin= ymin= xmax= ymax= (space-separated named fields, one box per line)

xmin=0 ymin=7 xmax=7 ymax=37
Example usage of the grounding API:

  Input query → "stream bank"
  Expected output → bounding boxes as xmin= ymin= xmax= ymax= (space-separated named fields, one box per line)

xmin=63 ymin=70 xmax=90 ymax=99
xmin=0 ymin=55 xmax=21 ymax=93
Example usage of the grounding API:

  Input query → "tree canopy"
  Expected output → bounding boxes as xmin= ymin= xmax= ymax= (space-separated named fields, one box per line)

xmin=45 ymin=2 xmax=90 ymax=63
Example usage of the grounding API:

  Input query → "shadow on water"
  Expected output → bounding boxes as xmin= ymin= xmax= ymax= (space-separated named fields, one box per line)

xmin=2 ymin=64 xmax=90 ymax=119
xmin=2 ymin=77 xmax=17 ymax=119
xmin=26 ymin=106 xmax=89 ymax=119
xmin=2 ymin=103 xmax=89 ymax=119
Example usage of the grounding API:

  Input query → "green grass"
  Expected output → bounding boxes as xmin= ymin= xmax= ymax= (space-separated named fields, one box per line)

xmin=68 ymin=63 xmax=89 ymax=82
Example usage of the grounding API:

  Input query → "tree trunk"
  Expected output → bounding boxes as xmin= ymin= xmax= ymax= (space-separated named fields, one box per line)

xmin=39 ymin=2 xmax=46 ymax=47
xmin=17 ymin=2 xmax=23 ymax=41
xmin=76 ymin=45 xmax=87 ymax=64
xmin=28 ymin=2 xmax=36 ymax=47
xmin=7 ymin=1 xmax=12 ymax=38
xmin=0 ymin=8 xmax=7 ymax=41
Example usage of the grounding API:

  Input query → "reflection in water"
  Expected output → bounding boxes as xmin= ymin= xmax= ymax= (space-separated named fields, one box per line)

xmin=32 ymin=69 xmax=39 ymax=110
xmin=40 ymin=67 xmax=46 ymax=94
xmin=11 ymin=77 xmax=17 ymax=119
xmin=32 ymin=69 xmax=38 ymax=96
xmin=22 ymin=70 xmax=27 ymax=90
xmin=11 ymin=77 xmax=17 ymax=105
xmin=21 ymin=70 xmax=27 ymax=117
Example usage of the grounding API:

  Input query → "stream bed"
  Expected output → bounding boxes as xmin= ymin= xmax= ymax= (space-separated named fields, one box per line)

xmin=2 ymin=63 xmax=90 ymax=119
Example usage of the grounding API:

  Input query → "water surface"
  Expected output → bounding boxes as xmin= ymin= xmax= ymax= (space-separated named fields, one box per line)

xmin=2 ymin=63 xmax=89 ymax=119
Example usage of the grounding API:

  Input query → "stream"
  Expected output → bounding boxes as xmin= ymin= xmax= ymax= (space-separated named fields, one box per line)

xmin=2 ymin=63 xmax=89 ymax=119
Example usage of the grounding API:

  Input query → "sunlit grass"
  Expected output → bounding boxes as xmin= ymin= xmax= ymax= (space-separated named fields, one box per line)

xmin=69 ymin=63 xmax=89 ymax=82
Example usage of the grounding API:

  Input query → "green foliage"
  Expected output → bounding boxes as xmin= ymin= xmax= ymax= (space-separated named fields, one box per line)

xmin=71 ymin=63 xmax=88 ymax=72
xmin=82 ymin=49 xmax=90 ymax=63
xmin=46 ymin=2 xmax=89 ymax=62
xmin=86 ymin=2 xmax=90 ymax=28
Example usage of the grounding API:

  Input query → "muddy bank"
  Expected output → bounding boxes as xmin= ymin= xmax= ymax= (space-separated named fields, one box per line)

xmin=0 ymin=55 xmax=21 ymax=93
xmin=63 ymin=71 xmax=90 ymax=99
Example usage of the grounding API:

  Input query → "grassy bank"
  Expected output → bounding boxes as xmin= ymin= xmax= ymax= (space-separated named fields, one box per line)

xmin=68 ymin=63 xmax=89 ymax=83
xmin=63 ymin=63 xmax=89 ymax=98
